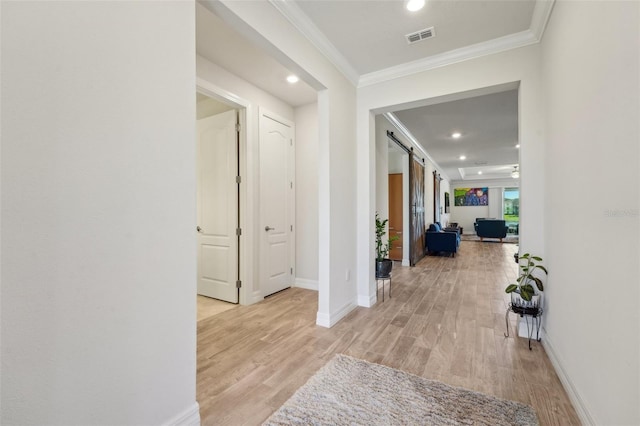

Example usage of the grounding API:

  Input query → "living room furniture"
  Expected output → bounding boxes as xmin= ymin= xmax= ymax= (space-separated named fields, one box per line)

xmin=475 ymin=219 xmax=508 ymax=242
xmin=425 ymin=223 xmax=460 ymax=256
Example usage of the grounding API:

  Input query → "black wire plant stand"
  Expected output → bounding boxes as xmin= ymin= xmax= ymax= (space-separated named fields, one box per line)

xmin=504 ymin=303 xmax=543 ymax=350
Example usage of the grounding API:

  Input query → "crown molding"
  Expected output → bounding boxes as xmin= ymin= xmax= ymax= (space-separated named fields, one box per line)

xmin=359 ymin=29 xmax=538 ymax=87
xmin=268 ymin=0 xmax=360 ymax=86
xmin=270 ymin=0 xmax=555 ymax=90
xmin=530 ymin=0 xmax=556 ymax=41
xmin=383 ymin=112 xmax=450 ymax=182
xmin=359 ymin=0 xmax=555 ymax=87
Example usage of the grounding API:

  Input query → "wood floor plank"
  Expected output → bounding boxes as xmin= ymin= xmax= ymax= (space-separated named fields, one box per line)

xmin=197 ymin=241 xmax=581 ymax=425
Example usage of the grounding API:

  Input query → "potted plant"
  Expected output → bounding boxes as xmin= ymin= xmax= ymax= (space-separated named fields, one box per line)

xmin=505 ymin=253 xmax=547 ymax=314
xmin=375 ymin=213 xmax=398 ymax=278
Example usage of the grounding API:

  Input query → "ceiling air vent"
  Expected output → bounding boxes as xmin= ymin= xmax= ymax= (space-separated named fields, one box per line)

xmin=405 ymin=27 xmax=435 ymax=44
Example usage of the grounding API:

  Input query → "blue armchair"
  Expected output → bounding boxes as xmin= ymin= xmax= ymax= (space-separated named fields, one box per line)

xmin=426 ymin=223 xmax=460 ymax=257
xmin=475 ymin=219 xmax=508 ymax=242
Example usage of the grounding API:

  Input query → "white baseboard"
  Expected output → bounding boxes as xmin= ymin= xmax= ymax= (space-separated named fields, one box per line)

xmin=251 ymin=290 xmax=263 ymax=305
xmin=402 ymin=258 xmax=410 ymax=266
xmin=294 ymin=278 xmax=318 ymax=291
xmin=542 ymin=331 xmax=596 ymax=425
xmin=163 ymin=402 xmax=200 ymax=426
xmin=357 ymin=292 xmax=376 ymax=307
xmin=316 ymin=299 xmax=357 ymax=328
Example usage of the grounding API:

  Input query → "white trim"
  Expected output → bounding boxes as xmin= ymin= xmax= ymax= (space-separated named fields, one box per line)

xmin=163 ymin=402 xmax=200 ymax=426
xmin=357 ymin=293 xmax=376 ymax=308
xmin=359 ymin=30 xmax=538 ymax=87
xmin=251 ymin=290 xmax=264 ymax=305
xmin=295 ymin=278 xmax=318 ymax=291
xmin=268 ymin=0 xmax=359 ymax=86
xmin=383 ymin=112 xmax=450 ymax=182
xmin=316 ymin=300 xmax=357 ymax=328
xmin=542 ymin=332 xmax=596 ymax=425
xmin=530 ymin=0 xmax=556 ymax=41
xmin=402 ymin=259 xmax=410 ymax=266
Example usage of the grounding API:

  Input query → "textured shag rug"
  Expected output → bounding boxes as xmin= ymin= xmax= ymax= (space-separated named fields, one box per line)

xmin=264 ymin=354 xmax=538 ymax=426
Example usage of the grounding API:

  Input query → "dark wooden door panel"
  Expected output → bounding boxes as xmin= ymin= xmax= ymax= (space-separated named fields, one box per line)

xmin=409 ymin=157 xmax=425 ymax=266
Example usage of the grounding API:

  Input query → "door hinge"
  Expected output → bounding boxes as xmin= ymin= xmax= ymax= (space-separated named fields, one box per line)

xmin=290 ymin=267 xmax=293 ymax=275
xmin=236 ymin=280 xmax=242 ymax=288
xmin=236 ymin=175 xmax=242 ymax=184
xmin=290 ymin=139 xmax=293 ymax=146
xmin=290 ymin=182 xmax=293 ymax=189
xmin=290 ymin=225 xmax=293 ymax=231
xmin=236 ymin=123 xmax=241 ymax=132
xmin=236 ymin=228 xmax=242 ymax=236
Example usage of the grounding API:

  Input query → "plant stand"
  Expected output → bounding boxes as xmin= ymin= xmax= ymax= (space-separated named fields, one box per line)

xmin=504 ymin=304 xmax=543 ymax=350
xmin=376 ymin=274 xmax=391 ymax=302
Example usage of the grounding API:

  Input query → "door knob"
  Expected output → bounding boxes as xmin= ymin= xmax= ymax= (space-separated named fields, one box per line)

xmin=265 ymin=226 xmax=275 ymax=231
xmin=197 ymin=226 xmax=202 ymax=233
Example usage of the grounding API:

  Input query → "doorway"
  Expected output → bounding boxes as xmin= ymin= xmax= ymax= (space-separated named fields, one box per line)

xmin=196 ymin=92 xmax=242 ymax=307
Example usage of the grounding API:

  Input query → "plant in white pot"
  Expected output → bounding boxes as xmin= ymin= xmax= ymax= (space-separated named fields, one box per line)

xmin=375 ymin=213 xmax=398 ymax=278
xmin=505 ymin=253 xmax=547 ymax=314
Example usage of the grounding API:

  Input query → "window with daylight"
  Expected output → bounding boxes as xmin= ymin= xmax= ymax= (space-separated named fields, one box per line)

xmin=503 ymin=188 xmax=519 ymax=235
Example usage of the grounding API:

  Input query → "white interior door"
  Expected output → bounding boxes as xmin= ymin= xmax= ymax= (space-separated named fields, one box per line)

xmin=260 ymin=111 xmax=294 ymax=297
xmin=197 ymin=110 xmax=239 ymax=303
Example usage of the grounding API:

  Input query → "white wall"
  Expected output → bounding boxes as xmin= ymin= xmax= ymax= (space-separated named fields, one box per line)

xmin=210 ymin=0 xmax=358 ymax=325
xmin=541 ymin=2 xmax=639 ymax=424
xmin=1 ymin=2 xmax=198 ymax=425
xmin=197 ymin=96 xmax=234 ymax=119
xmin=388 ymin=151 xmax=404 ymax=173
xmin=375 ymin=117 xmax=390 ymax=219
xmin=294 ymin=103 xmax=319 ymax=289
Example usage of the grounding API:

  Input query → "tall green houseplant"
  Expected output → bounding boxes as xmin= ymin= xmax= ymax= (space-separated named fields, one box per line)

xmin=505 ymin=253 xmax=548 ymax=301
xmin=375 ymin=213 xmax=397 ymax=261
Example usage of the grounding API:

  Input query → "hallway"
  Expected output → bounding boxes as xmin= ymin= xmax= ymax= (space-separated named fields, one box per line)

xmin=197 ymin=241 xmax=579 ymax=425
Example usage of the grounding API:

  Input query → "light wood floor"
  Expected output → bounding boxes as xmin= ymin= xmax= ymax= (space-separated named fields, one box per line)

xmin=197 ymin=241 xmax=580 ymax=425
xmin=197 ymin=295 xmax=237 ymax=322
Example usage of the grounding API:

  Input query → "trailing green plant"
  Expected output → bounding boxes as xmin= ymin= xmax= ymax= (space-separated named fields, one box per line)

xmin=505 ymin=253 xmax=548 ymax=301
xmin=375 ymin=213 xmax=398 ymax=262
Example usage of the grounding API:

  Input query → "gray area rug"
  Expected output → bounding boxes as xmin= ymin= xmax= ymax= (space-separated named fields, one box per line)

xmin=264 ymin=354 xmax=538 ymax=426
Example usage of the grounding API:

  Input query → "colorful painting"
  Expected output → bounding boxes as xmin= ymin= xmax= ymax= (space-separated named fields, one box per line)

xmin=454 ymin=187 xmax=489 ymax=206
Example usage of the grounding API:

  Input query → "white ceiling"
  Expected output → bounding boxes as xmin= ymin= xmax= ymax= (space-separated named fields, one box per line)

xmin=195 ymin=3 xmax=317 ymax=107
xmin=393 ymin=89 xmax=519 ymax=181
xmin=196 ymin=1 xmax=544 ymax=183
xmin=294 ymin=0 xmax=536 ymax=76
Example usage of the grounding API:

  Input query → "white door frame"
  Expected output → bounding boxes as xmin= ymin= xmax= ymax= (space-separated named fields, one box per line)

xmin=196 ymin=77 xmax=256 ymax=305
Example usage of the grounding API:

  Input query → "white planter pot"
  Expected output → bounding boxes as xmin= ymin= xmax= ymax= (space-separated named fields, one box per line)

xmin=510 ymin=292 xmax=542 ymax=309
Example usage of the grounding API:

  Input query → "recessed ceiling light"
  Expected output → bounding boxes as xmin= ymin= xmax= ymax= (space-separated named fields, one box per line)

xmin=478 ymin=171 xmax=483 ymax=175
xmin=459 ymin=155 xmax=466 ymax=160
xmin=406 ymin=0 xmax=425 ymax=12
xmin=286 ymin=75 xmax=299 ymax=84
xmin=451 ymin=132 xmax=461 ymax=139
xmin=516 ymin=144 xmax=520 ymax=148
